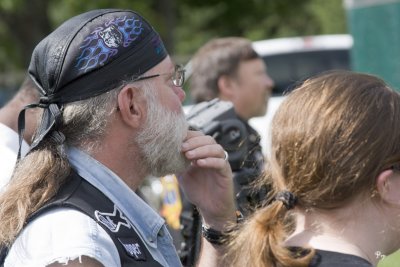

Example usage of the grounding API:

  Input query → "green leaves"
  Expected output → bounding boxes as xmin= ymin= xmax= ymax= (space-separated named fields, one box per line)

xmin=0 ymin=0 xmax=347 ymax=78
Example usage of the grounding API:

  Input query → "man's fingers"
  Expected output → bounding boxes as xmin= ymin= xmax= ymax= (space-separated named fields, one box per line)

xmin=190 ymin=157 xmax=229 ymax=169
xmin=182 ymin=131 xmax=216 ymax=152
xmin=183 ymin=144 xmax=226 ymax=160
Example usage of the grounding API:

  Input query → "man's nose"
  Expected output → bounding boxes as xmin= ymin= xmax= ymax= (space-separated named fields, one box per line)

xmin=265 ymin=74 xmax=275 ymax=90
xmin=174 ymin=86 xmax=186 ymax=103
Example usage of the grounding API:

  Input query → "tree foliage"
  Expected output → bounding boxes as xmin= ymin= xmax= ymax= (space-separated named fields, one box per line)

xmin=0 ymin=0 xmax=52 ymax=70
xmin=0 ymin=0 xmax=347 ymax=74
xmin=175 ymin=0 xmax=347 ymax=57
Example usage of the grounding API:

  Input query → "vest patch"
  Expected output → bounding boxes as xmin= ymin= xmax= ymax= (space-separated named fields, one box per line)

xmin=118 ymin=237 xmax=147 ymax=261
xmin=95 ymin=205 xmax=132 ymax=232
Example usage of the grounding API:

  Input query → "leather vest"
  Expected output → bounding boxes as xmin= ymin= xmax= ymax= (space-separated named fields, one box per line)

xmin=2 ymin=170 xmax=163 ymax=267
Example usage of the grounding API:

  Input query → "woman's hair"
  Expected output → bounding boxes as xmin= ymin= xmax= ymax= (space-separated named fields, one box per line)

xmin=226 ymin=70 xmax=400 ymax=267
xmin=190 ymin=37 xmax=260 ymax=103
xmin=0 ymin=83 xmax=125 ymax=246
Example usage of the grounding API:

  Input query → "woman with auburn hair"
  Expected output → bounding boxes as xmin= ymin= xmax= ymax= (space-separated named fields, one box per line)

xmin=226 ymin=70 xmax=400 ymax=267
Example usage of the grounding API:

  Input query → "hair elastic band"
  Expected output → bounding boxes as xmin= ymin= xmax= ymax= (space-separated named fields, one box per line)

xmin=274 ymin=191 xmax=297 ymax=210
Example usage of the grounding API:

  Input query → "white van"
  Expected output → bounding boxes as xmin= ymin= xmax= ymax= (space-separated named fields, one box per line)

xmin=249 ymin=34 xmax=353 ymax=154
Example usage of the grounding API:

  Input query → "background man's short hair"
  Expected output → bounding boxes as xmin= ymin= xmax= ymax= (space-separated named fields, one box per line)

xmin=190 ymin=37 xmax=260 ymax=103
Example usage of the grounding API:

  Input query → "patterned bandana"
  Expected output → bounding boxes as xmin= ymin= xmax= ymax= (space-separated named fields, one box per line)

xmin=17 ymin=9 xmax=167 ymax=157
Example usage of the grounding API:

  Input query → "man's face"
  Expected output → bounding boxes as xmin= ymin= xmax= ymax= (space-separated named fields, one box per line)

xmin=136 ymin=57 xmax=189 ymax=177
xmin=148 ymin=56 xmax=186 ymax=114
xmin=230 ymin=58 xmax=274 ymax=120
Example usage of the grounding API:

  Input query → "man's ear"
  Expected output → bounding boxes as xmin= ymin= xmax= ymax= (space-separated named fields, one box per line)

xmin=217 ymin=75 xmax=235 ymax=98
xmin=117 ymin=85 xmax=146 ymax=128
xmin=376 ymin=169 xmax=400 ymax=206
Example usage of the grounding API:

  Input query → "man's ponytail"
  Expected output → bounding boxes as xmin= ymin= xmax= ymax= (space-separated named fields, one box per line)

xmin=0 ymin=139 xmax=70 ymax=247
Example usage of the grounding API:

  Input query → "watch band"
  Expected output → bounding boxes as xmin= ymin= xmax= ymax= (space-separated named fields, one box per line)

xmin=201 ymin=210 xmax=244 ymax=245
xmin=201 ymin=224 xmax=226 ymax=245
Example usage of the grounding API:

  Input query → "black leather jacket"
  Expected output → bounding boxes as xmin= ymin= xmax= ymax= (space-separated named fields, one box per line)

xmin=232 ymin=120 xmax=268 ymax=216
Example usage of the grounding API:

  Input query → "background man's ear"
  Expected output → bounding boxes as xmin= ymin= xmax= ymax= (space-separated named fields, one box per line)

xmin=217 ymin=75 xmax=235 ymax=98
xmin=117 ymin=85 xmax=146 ymax=128
xmin=376 ymin=169 xmax=400 ymax=206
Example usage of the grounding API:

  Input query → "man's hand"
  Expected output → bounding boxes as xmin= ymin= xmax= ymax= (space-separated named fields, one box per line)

xmin=178 ymin=130 xmax=236 ymax=230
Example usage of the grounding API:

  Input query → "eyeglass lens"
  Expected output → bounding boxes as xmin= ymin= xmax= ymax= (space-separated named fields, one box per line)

xmin=172 ymin=66 xmax=185 ymax=86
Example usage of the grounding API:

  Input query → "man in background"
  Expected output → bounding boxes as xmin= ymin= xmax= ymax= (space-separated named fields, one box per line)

xmin=190 ymin=37 xmax=274 ymax=213
xmin=168 ymin=37 xmax=274 ymax=265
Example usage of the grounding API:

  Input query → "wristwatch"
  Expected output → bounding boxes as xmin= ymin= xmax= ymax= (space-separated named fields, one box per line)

xmin=201 ymin=211 xmax=244 ymax=245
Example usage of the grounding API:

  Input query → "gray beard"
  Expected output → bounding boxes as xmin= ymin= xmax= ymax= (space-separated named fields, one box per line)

xmin=136 ymin=99 xmax=190 ymax=177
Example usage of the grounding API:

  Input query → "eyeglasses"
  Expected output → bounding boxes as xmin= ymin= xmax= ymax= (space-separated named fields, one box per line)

xmin=132 ymin=64 xmax=185 ymax=87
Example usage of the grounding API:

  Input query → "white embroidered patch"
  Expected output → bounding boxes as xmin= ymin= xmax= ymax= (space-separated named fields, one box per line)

xmin=118 ymin=237 xmax=147 ymax=261
xmin=122 ymin=243 xmax=142 ymax=259
xmin=99 ymin=25 xmax=123 ymax=48
xmin=95 ymin=205 xmax=132 ymax=232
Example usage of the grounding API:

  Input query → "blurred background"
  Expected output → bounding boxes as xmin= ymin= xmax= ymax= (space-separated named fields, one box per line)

xmin=1 ymin=0 xmax=399 ymax=104
xmin=0 ymin=0 xmax=352 ymax=104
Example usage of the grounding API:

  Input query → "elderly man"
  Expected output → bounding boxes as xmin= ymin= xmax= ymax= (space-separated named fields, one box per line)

xmin=0 ymin=9 xmax=236 ymax=267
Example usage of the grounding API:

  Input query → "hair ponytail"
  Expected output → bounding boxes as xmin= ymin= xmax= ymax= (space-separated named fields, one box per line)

xmin=0 ymin=139 xmax=70 ymax=246
xmin=226 ymin=198 xmax=313 ymax=267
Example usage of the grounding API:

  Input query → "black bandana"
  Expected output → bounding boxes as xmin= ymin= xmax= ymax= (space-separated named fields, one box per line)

xmin=17 ymin=9 xmax=168 ymax=157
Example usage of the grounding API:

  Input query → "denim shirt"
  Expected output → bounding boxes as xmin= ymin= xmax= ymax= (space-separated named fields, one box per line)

xmin=67 ymin=147 xmax=182 ymax=267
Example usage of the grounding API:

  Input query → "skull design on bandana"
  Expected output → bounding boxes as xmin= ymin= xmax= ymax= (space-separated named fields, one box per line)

xmin=99 ymin=25 xmax=123 ymax=48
